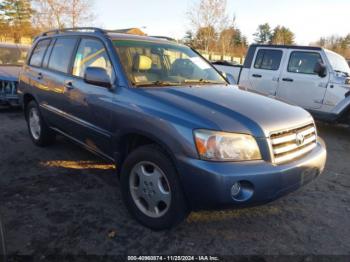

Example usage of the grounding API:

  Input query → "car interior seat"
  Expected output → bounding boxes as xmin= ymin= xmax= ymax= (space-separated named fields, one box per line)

xmin=170 ymin=58 xmax=194 ymax=78
xmin=132 ymin=54 xmax=158 ymax=83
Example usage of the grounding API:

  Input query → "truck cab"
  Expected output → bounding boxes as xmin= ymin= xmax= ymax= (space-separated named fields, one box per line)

xmin=216 ymin=45 xmax=350 ymax=124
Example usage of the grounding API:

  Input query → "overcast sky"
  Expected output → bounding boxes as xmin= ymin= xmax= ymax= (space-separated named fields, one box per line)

xmin=95 ymin=0 xmax=349 ymax=45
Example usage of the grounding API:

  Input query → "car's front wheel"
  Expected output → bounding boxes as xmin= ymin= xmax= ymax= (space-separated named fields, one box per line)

xmin=121 ymin=145 xmax=189 ymax=230
xmin=26 ymin=100 xmax=55 ymax=146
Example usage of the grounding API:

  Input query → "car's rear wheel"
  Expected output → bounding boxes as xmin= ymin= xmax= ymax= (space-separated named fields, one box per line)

xmin=121 ymin=145 xmax=189 ymax=230
xmin=26 ymin=100 xmax=55 ymax=146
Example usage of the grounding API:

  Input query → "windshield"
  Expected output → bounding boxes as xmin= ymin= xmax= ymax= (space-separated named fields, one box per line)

xmin=0 ymin=45 xmax=28 ymax=66
xmin=325 ymin=49 xmax=350 ymax=75
xmin=113 ymin=40 xmax=227 ymax=87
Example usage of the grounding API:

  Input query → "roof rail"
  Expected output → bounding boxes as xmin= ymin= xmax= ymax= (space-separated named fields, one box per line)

xmin=40 ymin=27 xmax=106 ymax=37
xmin=104 ymin=29 xmax=128 ymax=33
xmin=149 ymin=36 xmax=177 ymax=42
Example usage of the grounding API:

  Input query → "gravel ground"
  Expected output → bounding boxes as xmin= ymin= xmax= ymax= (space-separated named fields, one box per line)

xmin=0 ymin=107 xmax=349 ymax=259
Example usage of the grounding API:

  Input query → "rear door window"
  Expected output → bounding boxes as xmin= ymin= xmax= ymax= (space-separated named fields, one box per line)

xmin=48 ymin=37 xmax=78 ymax=73
xmin=288 ymin=51 xmax=323 ymax=74
xmin=29 ymin=39 xmax=51 ymax=67
xmin=254 ymin=49 xmax=283 ymax=70
xmin=42 ymin=39 xmax=55 ymax=68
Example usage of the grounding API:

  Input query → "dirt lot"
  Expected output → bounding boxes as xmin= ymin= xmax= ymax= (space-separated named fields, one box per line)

xmin=0 ymin=107 xmax=350 ymax=258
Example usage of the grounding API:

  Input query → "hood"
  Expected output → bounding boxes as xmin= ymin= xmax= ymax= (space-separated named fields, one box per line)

xmin=0 ymin=66 xmax=21 ymax=81
xmin=139 ymin=85 xmax=313 ymax=138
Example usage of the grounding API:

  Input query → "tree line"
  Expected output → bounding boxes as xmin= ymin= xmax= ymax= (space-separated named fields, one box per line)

xmin=253 ymin=23 xmax=295 ymax=45
xmin=184 ymin=0 xmax=350 ymax=59
xmin=183 ymin=0 xmax=295 ymax=58
xmin=0 ymin=0 xmax=94 ymax=43
xmin=183 ymin=0 xmax=248 ymax=58
xmin=1 ymin=0 xmax=349 ymax=59
xmin=313 ymin=35 xmax=350 ymax=58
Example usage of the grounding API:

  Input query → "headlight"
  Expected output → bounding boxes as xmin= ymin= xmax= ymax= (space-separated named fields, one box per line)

xmin=194 ymin=129 xmax=262 ymax=161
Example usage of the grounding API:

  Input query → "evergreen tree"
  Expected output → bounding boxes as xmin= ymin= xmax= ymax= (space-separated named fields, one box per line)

xmin=0 ymin=0 xmax=35 ymax=42
xmin=253 ymin=23 xmax=272 ymax=44
xmin=183 ymin=30 xmax=195 ymax=47
xmin=270 ymin=26 xmax=295 ymax=45
xmin=232 ymin=29 xmax=247 ymax=48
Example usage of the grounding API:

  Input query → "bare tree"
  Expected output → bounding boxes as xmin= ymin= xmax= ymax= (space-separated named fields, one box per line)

xmin=69 ymin=0 xmax=94 ymax=28
xmin=217 ymin=16 xmax=236 ymax=56
xmin=32 ymin=0 xmax=94 ymax=30
xmin=187 ymin=0 xmax=230 ymax=53
xmin=194 ymin=26 xmax=217 ymax=52
xmin=33 ymin=0 xmax=67 ymax=29
xmin=314 ymin=34 xmax=350 ymax=58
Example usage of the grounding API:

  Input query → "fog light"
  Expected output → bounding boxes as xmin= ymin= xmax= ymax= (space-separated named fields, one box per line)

xmin=231 ymin=182 xmax=241 ymax=197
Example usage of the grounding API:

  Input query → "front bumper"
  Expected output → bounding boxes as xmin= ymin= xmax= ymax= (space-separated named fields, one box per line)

xmin=177 ymin=138 xmax=327 ymax=210
xmin=0 ymin=94 xmax=19 ymax=106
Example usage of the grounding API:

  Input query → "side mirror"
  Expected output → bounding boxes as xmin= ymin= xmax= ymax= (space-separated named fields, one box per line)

xmin=84 ymin=67 xmax=111 ymax=88
xmin=221 ymin=71 xmax=236 ymax=84
xmin=314 ymin=61 xmax=327 ymax=78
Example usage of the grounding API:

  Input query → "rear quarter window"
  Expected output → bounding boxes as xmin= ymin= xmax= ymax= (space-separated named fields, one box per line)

xmin=48 ymin=38 xmax=78 ymax=74
xmin=29 ymin=39 xmax=51 ymax=67
xmin=254 ymin=49 xmax=283 ymax=71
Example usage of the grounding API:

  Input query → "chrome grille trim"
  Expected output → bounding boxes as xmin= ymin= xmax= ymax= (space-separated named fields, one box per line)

xmin=271 ymin=126 xmax=316 ymax=145
xmin=273 ymin=135 xmax=316 ymax=155
xmin=269 ymin=122 xmax=317 ymax=164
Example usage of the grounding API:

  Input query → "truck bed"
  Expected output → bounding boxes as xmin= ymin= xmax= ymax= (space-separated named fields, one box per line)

xmin=212 ymin=61 xmax=242 ymax=84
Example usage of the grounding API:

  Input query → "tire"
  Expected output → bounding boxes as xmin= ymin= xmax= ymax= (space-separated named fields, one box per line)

xmin=346 ymin=111 xmax=350 ymax=126
xmin=25 ymin=100 xmax=55 ymax=146
xmin=0 ymin=215 xmax=7 ymax=259
xmin=120 ymin=144 xmax=189 ymax=230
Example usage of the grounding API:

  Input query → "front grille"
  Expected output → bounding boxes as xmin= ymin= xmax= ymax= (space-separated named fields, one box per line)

xmin=0 ymin=80 xmax=18 ymax=97
xmin=270 ymin=122 xmax=317 ymax=164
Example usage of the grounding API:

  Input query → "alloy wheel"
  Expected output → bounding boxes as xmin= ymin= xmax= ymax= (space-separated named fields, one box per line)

xmin=29 ymin=107 xmax=41 ymax=140
xmin=129 ymin=161 xmax=171 ymax=218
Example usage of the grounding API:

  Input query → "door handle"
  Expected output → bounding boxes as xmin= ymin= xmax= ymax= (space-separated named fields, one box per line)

xmin=252 ymin=74 xmax=262 ymax=78
xmin=64 ymin=81 xmax=74 ymax=90
xmin=282 ymin=78 xmax=294 ymax=82
xmin=37 ymin=72 xmax=43 ymax=80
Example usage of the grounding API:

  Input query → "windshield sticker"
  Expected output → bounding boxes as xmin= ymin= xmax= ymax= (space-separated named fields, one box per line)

xmin=190 ymin=57 xmax=211 ymax=70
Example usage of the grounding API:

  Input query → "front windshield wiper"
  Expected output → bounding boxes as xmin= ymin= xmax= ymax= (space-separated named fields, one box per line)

xmin=182 ymin=79 xmax=225 ymax=85
xmin=132 ymin=79 xmax=225 ymax=87
xmin=133 ymin=80 xmax=181 ymax=87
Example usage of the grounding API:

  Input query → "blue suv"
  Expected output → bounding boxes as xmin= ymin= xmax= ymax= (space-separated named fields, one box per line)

xmin=19 ymin=28 xmax=327 ymax=229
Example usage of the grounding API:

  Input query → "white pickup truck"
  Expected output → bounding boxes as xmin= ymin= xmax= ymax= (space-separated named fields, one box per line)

xmin=213 ymin=45 xmax=350 ymax=124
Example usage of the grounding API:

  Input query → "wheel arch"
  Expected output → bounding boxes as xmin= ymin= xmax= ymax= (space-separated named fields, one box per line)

xmin=338 ymin=100 xmax=350 ymax=124
xmin=22 ymin=93 xmax=36 ymax=119
xmin=113 ymin=131 xmax=179 ymax=175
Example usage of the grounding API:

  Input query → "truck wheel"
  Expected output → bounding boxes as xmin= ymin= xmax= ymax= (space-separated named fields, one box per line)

xmin=26 ymin=100 xmax=55 ymax=146
xmin=120 ymin=144 xmax=189 ymax=230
